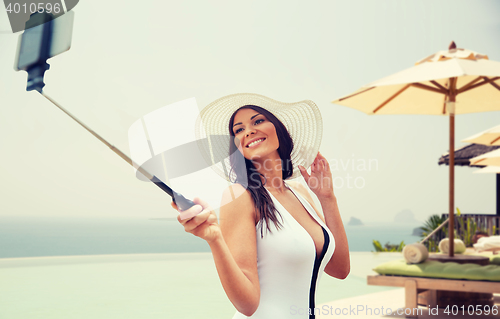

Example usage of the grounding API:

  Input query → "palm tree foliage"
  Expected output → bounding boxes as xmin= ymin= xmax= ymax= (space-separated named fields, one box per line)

xmin=420 ymin=214 xmax=446 ymax=252
xmin=372 ymin=240 xmax=405 ymax=252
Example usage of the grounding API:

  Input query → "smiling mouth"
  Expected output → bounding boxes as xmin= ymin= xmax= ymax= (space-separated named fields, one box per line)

xmin=246 ymin=138 xmax=266 ymax=148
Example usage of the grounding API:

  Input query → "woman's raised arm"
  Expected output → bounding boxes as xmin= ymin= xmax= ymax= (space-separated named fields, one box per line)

xmin=298 ymin=152 xmax=350 ymax=280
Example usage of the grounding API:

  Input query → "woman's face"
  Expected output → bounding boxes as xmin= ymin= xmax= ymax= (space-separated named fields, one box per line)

xmin=232 ymin=108 xmax=280 ymax=161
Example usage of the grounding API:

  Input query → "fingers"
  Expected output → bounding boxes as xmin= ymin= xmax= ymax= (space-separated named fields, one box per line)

xmin=176 ymin=196 xmax=216 ymax=229
xmin=178 ymin=204 xmax=203 ymax=221
xmin=171 ymin=201 xmax=177 ymax=209
xmin=301 ymin=152 xmax=332 ymax=183
xmin=182 ymin=197 xmax=212 ymax=220
xmin=316 ymin=152 xmax=330 ymax=172
xmin=192 ymin=197 xmax=210 ymax=209
xmin=324 ymin=161 xmax=330 ymax=172
xmin=182 ymin=210 xmax=213 ymax=232
xmin=206 ymin=212 xmax=218 ymax=224
xmin=318 ymin=157 xmax=325 ymax=171
xmin=312 ymin=152 xmax=322 ymax=172
xmin=182 ymin=209 xmax=218 ymax=233
xmin=174 ymin=197 xmax=211 ymax=221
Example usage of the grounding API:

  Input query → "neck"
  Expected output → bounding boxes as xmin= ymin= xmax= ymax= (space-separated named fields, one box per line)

xmin=252 ymin=152 xmax=286 ymax=194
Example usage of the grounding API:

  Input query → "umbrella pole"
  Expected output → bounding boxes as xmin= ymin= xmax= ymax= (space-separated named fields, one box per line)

xmin=448 ymin=78 xmax=457 ymax=257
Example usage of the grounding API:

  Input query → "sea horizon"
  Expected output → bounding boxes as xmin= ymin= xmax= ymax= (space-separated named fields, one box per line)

xmin=0 ymin=216 xmax=421 ymax=259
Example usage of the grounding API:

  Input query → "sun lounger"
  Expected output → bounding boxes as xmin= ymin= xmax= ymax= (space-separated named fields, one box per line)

xmin=368 ymin=275 xmax=500 ymax=318
xmin=368 ymin=259 xmax=500 ymax=318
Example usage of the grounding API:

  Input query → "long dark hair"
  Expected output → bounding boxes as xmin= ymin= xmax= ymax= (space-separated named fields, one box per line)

xmin=228 ymin=105 xmax=294 ymax=238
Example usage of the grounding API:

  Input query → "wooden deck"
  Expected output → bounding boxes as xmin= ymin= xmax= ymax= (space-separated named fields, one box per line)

xmin=317 ymin=288 xmax=500 ymax=319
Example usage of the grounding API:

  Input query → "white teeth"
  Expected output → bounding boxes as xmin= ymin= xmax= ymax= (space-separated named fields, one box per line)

xmin=248 ymin=138 xmax=264 ymax=147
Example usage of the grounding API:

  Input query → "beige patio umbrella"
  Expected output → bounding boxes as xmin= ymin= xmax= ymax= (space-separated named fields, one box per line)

xmin=332 ymin=42 xmax=500 ymax=257
xmin=470 ymin=148 xmax=500 ymax=167
xmin=463 ymin=124 xmax=500 ymax=146
xmin=473 ymin=166 xmax=500 ymax=174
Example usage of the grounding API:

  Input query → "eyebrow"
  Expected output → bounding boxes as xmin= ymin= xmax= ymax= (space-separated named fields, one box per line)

xmin=232 ymin=113 xmax=262 ymax=127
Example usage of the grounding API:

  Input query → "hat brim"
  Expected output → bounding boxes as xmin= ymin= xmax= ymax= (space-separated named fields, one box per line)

xmin=195 ymin=93 xmax=323 ymax=182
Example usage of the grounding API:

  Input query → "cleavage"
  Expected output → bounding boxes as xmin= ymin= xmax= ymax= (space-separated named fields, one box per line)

xmin=270 ymin=189 xmax=325 ymax=258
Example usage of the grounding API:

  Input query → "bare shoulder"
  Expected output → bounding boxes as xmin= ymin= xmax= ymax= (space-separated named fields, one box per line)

xmin=221 ymin=183 xmax=247 ymax=203
xmin=220 ymin=183 xmax=256 ymax=225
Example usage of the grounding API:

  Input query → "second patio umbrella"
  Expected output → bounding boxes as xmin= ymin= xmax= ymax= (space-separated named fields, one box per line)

xmin=470 ymin=148 xmax=500 ymax=167
xmin=332 ymin=42 xmax=500 ymax=257
xmin=463 ymin=124 xmax=500 ymax=146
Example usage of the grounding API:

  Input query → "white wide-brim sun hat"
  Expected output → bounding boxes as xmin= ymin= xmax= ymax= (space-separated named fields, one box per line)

xmin=195 ymin=93 xmax=323 ymax=181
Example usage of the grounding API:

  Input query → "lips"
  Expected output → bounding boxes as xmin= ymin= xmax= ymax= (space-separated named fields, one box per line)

xmin=246 ymin=138 xmax=266 ymax=148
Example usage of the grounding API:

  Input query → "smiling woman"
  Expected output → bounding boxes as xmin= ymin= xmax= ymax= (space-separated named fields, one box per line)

xmin=173 ymin=93 xmax=350 ymax=319
xmin=231 ymin=108 xmax=281 ymax=161
xmin=228 ymin=105 xmax=297 ymax=230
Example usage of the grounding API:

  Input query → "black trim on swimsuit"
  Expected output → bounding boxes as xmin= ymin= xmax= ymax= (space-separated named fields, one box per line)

xmin=309 ymin=226 xmax=330 ymax=319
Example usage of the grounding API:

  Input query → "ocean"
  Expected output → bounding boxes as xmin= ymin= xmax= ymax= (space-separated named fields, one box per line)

xmin=0 ymin=216 xmax=421 ymax=258
xmin=0 ymin=217 xmax=411 ymax=318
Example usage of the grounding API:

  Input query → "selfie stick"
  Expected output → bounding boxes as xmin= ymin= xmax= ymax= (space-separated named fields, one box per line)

xmin=16 ymin=12 xmax=195 ymax=211
xmin=40 ymin=93 xmax=196 ymax=211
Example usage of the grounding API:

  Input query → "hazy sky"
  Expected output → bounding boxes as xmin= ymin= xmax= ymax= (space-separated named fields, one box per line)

xmin=1 ymin=0 xmax=499 ymax=223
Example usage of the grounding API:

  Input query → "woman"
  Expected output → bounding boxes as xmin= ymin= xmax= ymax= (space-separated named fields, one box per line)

xmin=173 ymin=93 xmax=350 ymax=318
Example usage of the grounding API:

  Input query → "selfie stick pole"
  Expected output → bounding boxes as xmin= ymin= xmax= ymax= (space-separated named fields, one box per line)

xmin=40 ymin=91 xmax=195 ymax=211
xmin=16 ymin=12 xmax=194 ymax=211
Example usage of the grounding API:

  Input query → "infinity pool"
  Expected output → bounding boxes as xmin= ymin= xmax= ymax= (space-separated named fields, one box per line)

xmin=0 ymin=252 xmax=402 ymax=319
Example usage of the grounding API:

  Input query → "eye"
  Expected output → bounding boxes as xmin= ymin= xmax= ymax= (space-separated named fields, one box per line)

xmin=234 ymin=127 xmax=243 ymax=134
xmin=254 ymin=119 xmax=265 ymax=125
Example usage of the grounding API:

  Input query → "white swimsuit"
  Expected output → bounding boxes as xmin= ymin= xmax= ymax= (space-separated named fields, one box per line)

xmin=232 ymin=183 xmax=335 ymax=319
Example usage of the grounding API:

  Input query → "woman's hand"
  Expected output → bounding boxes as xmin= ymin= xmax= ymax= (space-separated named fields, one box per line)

xmin=298 ymin=152 xmax=335 ymax=201
xmin=173 ymin=197 xmax=221 ymax=243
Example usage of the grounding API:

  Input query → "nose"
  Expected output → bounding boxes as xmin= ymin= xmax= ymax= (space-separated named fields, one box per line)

xmin=246 ymin=127 xmax=256 ymax=137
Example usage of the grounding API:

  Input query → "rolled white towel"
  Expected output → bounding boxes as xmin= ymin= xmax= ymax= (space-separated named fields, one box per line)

xmin=403 ymin=243 xmax=429 ymax=264
xmin=473 ymin=235 xmax=500 ymax=252
xmin=438 ymin=238 xmax=466 ymax=254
